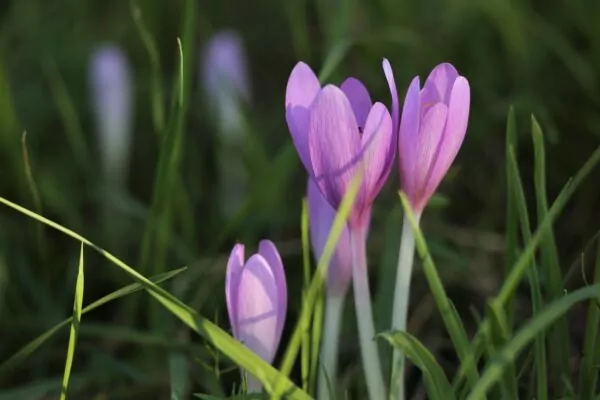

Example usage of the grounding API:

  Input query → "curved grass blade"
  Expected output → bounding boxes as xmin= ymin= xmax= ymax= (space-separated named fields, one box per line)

xmin=379 ymin=331 xmax=455 ymax=400
xmin=531 ymin=116 xmax=570 ymax=395
xmin=485 ymin=304 xmax=518 ymax=399
xmin=399 ymin=192 xmax=480 ymax=391
xmin=59 ymin=244 xmax=85 ymax=400
xmin=0 ymin=197 xmax=310 ymax=399
xmin=505 ymin=106 xmax=519 ymax=327
xmin=465 ymin=284 xmax=600 ymax=400
xmin=0 ymin=267 xmax=186 ymax=375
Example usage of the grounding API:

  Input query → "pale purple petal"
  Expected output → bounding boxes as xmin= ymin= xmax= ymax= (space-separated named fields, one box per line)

xmin=412 ymin=103 xmax=448 ymax=210
xmin=382 ymin=59 xmax=400 ymax=135
xmin=360 ymin=102 xmax=393 ymax=204
xmin=420 ymin=63 xmax=459 ymax=106
xmin=285 ymin=62 xmax=321 ymax=174
xmin=235 ymin=254 xmax=280 ymax=364
xmin=340 ymin=77 xmax=372 ymax=129
xmin=308 ymin=179 xmax=352 ymax=296
xmin=398 ymin=77 xmax=422 ymax=199
xmin=424 ymin=77 xmax=470 ymax=203
xmin=225 ymin=244 xmax=245 ymax=338
xmin=308 ymin=85 xmax=361 ymax=211
xmin=258 ymin=239 xmax=287 ymax=343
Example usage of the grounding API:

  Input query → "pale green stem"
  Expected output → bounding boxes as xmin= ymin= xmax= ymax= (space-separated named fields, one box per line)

xmin=350 ymin=227 xmax=386 ymax=399
xmin=318 ymin=293 xmax=346 ymax=400
xmin=390 ymin=213 xmax=420 ymax=400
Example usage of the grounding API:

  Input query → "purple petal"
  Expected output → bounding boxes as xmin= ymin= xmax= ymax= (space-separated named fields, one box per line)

xmin=412 ymin=103 xmax=448 ymax=210
xmin=307 ymin=179 xmax=352 ymax=296
xmin=308 ymin=85 xmax=361 ymax=211
xmin=360 ymin=102 xmax=393 ymax=204
xmin=382 ymin=59 xmax=400 ymax=134
xmin=258 ymin=240 xmax=287 ymax=342
xmin=340 ymin=77 xmax=372 ymax=129
xmin=424 ymin=77 xmax=470 ymax=203
xmin=225 ymin=243 xmax=245 ymax=338
xmin=235 ymin=254 xmax=281 ymax=364
xmin=398 ymin=77 xmax=422 ymax=201
xmin=285 ymin=62 xmax=321 ymax=174
xmin=420 ymin=63 xmax=459 ymax=106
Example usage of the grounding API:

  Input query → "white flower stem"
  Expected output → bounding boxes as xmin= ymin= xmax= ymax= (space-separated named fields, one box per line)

xmin=390 ymin=213 xmax=420 ymax=400
xmin=350 ymin=227 xmax=386 ymax=399
xmin=317 ymin=293 xmax=346 ymax=400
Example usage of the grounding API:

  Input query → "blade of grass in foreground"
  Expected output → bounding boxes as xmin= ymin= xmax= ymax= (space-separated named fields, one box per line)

xmin=579 ymin=239 xmax=600 ymax=400
xmin=531 ymin=116 xmax=570 ymax=395
xmin=504 ymin=106 xmax=519 ymax=327
xmin=300 ymin=198 xmax=311 ymax=392
xmin=274 ymin=171 xmax=362 ymax=399
xmin=59 ymin=244 xmax=84 ymax=400
xmin=0 ymin=197 xmax=310 ymax=400
xmin=0 ymin=267 xmax=186 ymax=375
xmin=507 ymin=145 xmax=547 ymax=400
xmin=465 ymin=284 xmax=600 ymax=400
xmin=456 ymin=144 xmax=600 ymax=385
xmin=485 ymin=303 xmax=518 ymax=399
xmin=379 ymin=331 xmax=455 ymax=400
xmin=399 ymin=192 xmax=480 ymax=394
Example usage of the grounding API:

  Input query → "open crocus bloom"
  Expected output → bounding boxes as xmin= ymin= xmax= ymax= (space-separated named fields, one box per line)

xmin=398 ymin=63 xmax=470 ymax=214
xmin=285 ymin=62 xmax=397 ymax=229
xmin=225 ymin=240 xmax=287 ymax=391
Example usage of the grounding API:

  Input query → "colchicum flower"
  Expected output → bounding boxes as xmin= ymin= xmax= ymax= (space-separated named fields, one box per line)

xmin=89 ymin=44 xmax=133 ymax=189
xmin=308 ymin=178 xmax=353 ymax=297
xmin=285 ymin=62 xmax=397 ymax=229
xmin=225 ymin=240 xmax=287 ymax=392
xmin=397 ymin=63 xmax=470 ymax=214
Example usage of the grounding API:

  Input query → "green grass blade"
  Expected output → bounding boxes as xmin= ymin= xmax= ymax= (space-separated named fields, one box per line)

xmin=300 ymin=198 xmax=311 ymax=392
xmin=579 ymin=239 xmax=600 ymax=400
xmin=169 ymin=351 xmax=189 ymax=400
xmin=505 ymin=106 xmax=519 ymax=327
xmin=486 ymin=304 xmax=519 ymax=399
xmin=379 ymin=331 xmax=455 ymax=400
xmin=507 ymin=145 xmax=547 ymax=400
xmin=0 ymin=267 xmax=186 ymax=375
xmin=59 ymin=243 xmax=84 ymax=400
xmin=531 ymin=115 xmax=570 ymax=394
xmin=274 ymin=171 xmax=363 ymax=399
xmin=317 ymin=39 xmax=353 ymax=83
xmin=465 ymin=284 xmax=600 ymax=400
xmin=399 ymin=192 xmax=480 ymax=392
xmin=0 ymin=197 xmax=310 ymax=399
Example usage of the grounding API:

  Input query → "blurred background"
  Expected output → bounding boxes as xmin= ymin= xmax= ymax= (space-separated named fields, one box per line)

xmin=0 ymin=0 xmax=599 ymax=398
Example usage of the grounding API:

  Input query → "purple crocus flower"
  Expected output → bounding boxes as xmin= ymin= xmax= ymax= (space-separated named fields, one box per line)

xmin=225 ymin=240 xmax=287 ymax=392
xmin=89 ymin=44 xmax=133 ymax=188
xmin=397 ymin=63 xmax=470 ymax=214
xmin=308 ymin=178 xmax=354 ymax=297
xmin=285 ymin=61 xmax=398 ymax=229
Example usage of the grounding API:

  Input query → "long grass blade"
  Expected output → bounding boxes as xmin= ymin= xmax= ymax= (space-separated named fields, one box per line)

xmin=59 ymin=244 xmax=84 ymax=400
xmin=505 ymin=106 xmax=519 ymax=327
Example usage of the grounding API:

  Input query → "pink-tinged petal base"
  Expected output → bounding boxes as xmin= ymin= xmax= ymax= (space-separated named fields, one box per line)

xmin=308 ymin=85 xmax=361 ymax=212
xmin=285 ymin=62 xmax=321 ymax=174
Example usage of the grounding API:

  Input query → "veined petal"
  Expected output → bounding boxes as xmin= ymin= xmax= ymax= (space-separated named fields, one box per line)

xmin=235 ymin=254 xmax=280 ymax=364
xmin=421 ymin=63 xmax=459 ymax=106
xmin=412 ymin=103 xmax=448 ymax=210
xmin=285 ymin=62 xmax=321 ymax=174
xmin=360 ymin=102 xmax=393 ymax=203
xmin=398 ymin=77 xmax=422 ymax=200
xmin=258 ymin=239 xmax=287 ymax=342
xmin=382 ymin=59 xmax=400 ymax=134
xmin=307 ymin=179 xmax=352 ymax=296
xmin=425 ymin=76 xmax=470 ymax=202
xmin=340 ymin=77 xmax=372 ymax=129
xmin=225 ymin=244 xmax=245 ymax=338
xmin=308 ymin=85 xmax=361 ymax=211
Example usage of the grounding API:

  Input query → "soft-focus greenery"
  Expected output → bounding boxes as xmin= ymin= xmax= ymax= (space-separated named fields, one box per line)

xmin=1 ymin=0 xmax=599 ymax=399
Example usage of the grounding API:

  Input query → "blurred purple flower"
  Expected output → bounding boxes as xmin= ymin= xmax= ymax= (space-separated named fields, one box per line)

xmin=396 ymin=63 xmax=471 ymax=213
xmin=285 ymin=61 xmax=397 ymax=229
xmin=201 ymin=30 xmax=251 ymax=136
xmin=225 ymin=240 xmax=287 ymax=392
xmin=89 ymin=44 xmax=133 ymax=187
